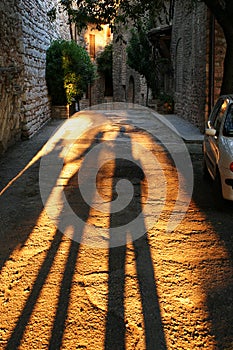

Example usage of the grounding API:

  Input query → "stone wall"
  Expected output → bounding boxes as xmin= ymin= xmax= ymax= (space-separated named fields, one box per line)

xmin=171 ymin=1 xmax=226 ymax=131
xmin=80 ymin=25 xmax=113 ymax=108
xmin=205 ymin=15 xmax=226 ymax=119
xmin=211 ymin=20 xmax=226 ymax=103
xmin=171 ymin=1 xmax=207 ymax=131
xmin=112 ymin=2 xmax=171 ymax=108
xmin=112 ymin=27 xmax=148 ymax=106
xmin=0 ymin=0 xmax=70 ymax=154
xmin=0 ymin=0 xmax=24 ymax=153
xmin=79 ymin=72 xmax=107 ymax=110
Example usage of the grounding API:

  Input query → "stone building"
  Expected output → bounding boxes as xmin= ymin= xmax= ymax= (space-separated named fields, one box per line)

xmin=171 ymin=1 xmax=226 ymax=131
xmin=112 ymin=1 xmax=173 ymax=108
xmin=0 ymin=0 xmax=115 ymax=154
xmin=0 ymin=0 xmax=227 ymax=154
xmin=79 ymin=24 xmax=114 ymax=109
xmin=79 ymin=21 xmax=148 ymax=108
xmin=112 ymin=36 xmax=148 ymax=105
xmin=0 ymin=0 xmax=70 ymax=154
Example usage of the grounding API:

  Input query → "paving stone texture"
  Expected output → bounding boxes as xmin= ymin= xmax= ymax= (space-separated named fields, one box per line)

xmin=0 ymin=106 xmax=233 ymax=350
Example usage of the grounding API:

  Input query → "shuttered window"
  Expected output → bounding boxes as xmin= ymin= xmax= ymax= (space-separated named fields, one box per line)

xmin=89 ymin=34 xmax=95 ymax=59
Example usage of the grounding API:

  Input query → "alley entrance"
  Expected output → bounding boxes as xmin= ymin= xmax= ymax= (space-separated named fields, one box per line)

xmin=0 ymin=104 xmax=233 ymax=349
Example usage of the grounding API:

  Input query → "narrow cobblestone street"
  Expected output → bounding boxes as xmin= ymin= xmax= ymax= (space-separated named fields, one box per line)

xmin=0 ymin=105 xmax=233 ymax=350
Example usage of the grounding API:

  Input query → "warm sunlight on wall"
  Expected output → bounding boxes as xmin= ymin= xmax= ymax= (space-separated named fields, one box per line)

xmin=84 ymin=25 xmax=112 ymax=59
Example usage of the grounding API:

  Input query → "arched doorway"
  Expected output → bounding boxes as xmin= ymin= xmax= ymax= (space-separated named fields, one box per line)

xmin=127 ymin=76 xmax=135 ymax=103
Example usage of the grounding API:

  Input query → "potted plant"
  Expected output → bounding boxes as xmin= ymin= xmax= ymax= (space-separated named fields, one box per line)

xmin=46 ymin=39 xmax=95 ymax=118
xmin=157 ymin=92 xmax=174 ymax=114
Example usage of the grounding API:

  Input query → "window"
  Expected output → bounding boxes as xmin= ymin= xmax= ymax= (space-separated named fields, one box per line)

xmin=213 ymin=99 xmax=228 ymax=135
xmin=107 ymin=26 xmax=111 ymax=38
xmin=223 ymin=104 xmax=233 ymax=137
xmin=89 ymin=34 xmax=95 ymax=59
xmin=208 ymin=98 xmax=228 ymax=135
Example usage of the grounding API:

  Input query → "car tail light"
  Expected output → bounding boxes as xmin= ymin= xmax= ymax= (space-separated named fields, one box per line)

xmin=230 ymin=162 xmax=233 ymax=172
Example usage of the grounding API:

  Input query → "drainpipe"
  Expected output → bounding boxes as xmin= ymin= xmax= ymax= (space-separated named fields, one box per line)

xmin=208 ymin=12 xmax=215 ymax=116
xmin=89 ymin=83 xmax=92 ymax=107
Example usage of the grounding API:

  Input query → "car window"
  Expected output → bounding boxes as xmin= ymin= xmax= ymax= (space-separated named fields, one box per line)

xmin=223 ymin=104 xmax=233 ymax=137
xmin=208 ymin=99 xmax=223 ymax=127
xmin=213 ymin=99 xmax=228 ymax=134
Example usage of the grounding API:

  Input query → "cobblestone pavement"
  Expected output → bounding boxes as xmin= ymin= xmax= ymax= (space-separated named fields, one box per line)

xmin=0 ymin=105 xmax=233 ymax=350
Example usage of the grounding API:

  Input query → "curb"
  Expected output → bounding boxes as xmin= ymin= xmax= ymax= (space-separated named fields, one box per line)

xmin=150 ymin=110 xmax=204 ymax=144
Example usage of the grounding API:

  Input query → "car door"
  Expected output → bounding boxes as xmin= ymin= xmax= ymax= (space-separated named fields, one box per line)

xmin=205 ymin=98 xmax=228 ymax=177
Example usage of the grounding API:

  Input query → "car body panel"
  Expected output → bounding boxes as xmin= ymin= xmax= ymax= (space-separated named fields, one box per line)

xmin=203 ymin=95 xmax=233 ymax=200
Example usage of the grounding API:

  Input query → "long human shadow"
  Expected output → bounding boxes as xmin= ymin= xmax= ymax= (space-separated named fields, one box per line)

xmin=4 ymin=138 xmax=68 ymax=349
xmin=105 ymin=128 xmax=167 ymax=349
xmin=5 ymin=123 xmax=167 ymax=349
xmin=0 ymin=121 xmax=64 ymax=272
xmin=48 ymin=129 xmax=105 ymax=349
xmin=0 ymin=138 xmax=63 ymax=270
xmin=5 ymin=129 xmax=104 ymax=349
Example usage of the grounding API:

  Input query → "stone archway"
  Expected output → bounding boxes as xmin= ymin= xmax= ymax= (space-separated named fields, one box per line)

xmin=127 ymin=76 xmax=135 ymax=103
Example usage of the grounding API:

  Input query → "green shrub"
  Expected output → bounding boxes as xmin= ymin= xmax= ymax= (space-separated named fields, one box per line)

xmin=46 ymin=39 xmax=96 ymax=105
xmin=96 ymin=43 xmax=112 ymax=78
xmin=96 ymin=43 xmax=113 ymax=96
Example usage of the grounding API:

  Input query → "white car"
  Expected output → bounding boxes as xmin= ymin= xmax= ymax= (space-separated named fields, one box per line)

xmin=203 ymin=95 xmax=233 ymax=201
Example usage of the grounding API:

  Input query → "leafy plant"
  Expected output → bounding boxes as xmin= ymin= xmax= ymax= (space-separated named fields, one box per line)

xmin=126 ymin=20 xmax=158 ymax=97
xmin=158 ymin=92 xmax=174 ymax=113
xmin=48 ymin=0 xmax=233 ymax=94
xmin=46 ymin=39 xmax=95 ymax=105
xmin=96 ymin=43 xmax=113 ymax=96
xmin=47 ymin=0 xmax=166 ymax=36
xmin=96 ymin=43 xmax=113 ymax=78
xmin=64 ymin=72 xmax=82 ymax=104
